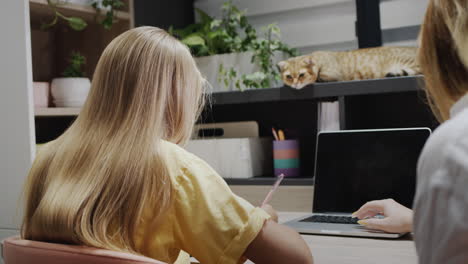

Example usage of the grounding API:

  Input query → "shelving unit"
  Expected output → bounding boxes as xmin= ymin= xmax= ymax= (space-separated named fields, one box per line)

xmin=35 ymin=107 xmax=80 ymax=117
xmin=29 ymin=0 xmax=134 ymax=82
xmin=28 ymin=1 xmax=433 ymax=186
xmin=30 ymin=0 xmax=135 ymax=144
xmin=32 ymin=76 xmax=423 ymax=116
xmin=200 ymin=75 xmax=437 ymax=185
xmin=33 ymin=76 xmax=436 ymax=185
xmin=212 ymin=76 xmax=423 ymax=105
xmin=127 ymin=1 xmax=436 ymax=187
xmin=29 ymin=0 xmax=132 ymax=23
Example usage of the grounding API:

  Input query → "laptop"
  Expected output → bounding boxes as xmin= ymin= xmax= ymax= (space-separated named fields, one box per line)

xmin=285 ymin=128 xmax=431 ymax=238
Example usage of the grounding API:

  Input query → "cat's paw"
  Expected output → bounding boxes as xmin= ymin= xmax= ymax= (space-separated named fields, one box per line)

xmin=385 ymin=68 xmax=417 ymax=78
xmin=385 ymin=70 xmax=409 ymax=78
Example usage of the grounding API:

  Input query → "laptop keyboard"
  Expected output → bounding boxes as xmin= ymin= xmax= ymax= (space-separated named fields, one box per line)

xmin=299 ymin=215 xmax=359 ymax=224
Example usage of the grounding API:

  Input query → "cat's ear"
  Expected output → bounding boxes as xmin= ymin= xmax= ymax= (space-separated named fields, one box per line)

xmin=277 ymin=61 xmax=289 ymax=71
xmin=302 ymin=56 xmax=314 ymax=66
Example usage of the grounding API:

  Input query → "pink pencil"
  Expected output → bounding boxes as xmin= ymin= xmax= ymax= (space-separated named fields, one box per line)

xmin=261 ymin=174 xmax=285 ymax=206
xmin=272 ymin=128 xmax=279 ymax=141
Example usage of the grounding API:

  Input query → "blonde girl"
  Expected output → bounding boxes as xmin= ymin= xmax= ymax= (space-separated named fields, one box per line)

xmin=21 ymin=27 xmax=312 ymax=264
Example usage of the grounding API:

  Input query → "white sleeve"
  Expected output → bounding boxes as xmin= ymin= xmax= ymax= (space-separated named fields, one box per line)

xmin=413 ymin=143 xmax=468 ymax=264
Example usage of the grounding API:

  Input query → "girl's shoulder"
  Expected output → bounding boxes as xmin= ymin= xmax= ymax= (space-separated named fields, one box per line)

xmin=160 ymin=140 xmax=222 ymax=183
xmin=161 ymin=140 xmax=207 ymax=168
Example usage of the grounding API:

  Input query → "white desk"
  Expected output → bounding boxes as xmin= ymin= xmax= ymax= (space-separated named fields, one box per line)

xmin=246 ymin=212 xmax=418 ymax=264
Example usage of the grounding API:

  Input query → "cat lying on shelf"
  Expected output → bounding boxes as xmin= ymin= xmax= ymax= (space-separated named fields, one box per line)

xmin=278 ymin=46 xmax=421 ymax=89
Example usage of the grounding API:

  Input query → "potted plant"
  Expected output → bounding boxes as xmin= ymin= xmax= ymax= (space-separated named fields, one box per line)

xmin=51 ymin=52 xmax=91 ymax=107
xmin=171 ymin=1 xmax=296 ymax=91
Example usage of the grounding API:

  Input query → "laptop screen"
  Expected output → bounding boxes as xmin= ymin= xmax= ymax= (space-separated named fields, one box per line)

xmin=313 ymin=128 xmax=431 ymax=213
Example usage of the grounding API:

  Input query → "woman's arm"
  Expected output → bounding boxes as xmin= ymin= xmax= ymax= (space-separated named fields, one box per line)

xmin=244 ymin=219 xmax=313 ymax=264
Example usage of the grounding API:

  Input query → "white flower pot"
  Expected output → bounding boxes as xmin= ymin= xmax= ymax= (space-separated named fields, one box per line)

xmin=195 ymin=51 xmax=286 ymax=92
xmin=51 ymin=77 xmax=91 ymax=107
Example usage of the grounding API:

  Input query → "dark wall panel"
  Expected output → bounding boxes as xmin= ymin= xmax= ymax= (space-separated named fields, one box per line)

xmin=343 ymin=91 xmax=439 ymax=130
xmin=134 ymin=0 xmax=195 ymax=30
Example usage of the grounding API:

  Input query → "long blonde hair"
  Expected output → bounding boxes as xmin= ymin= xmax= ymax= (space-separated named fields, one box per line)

xmin=419 ymin=0 xmax=468 ymax=121
xmin=22 ymin=27 xmax=205 ymax=253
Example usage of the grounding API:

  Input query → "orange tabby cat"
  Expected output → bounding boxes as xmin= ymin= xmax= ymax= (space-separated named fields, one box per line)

xmin=278 ymin=46 xmax=421 ymax=89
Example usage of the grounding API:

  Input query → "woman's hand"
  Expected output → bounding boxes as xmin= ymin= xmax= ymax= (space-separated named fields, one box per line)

xmin=261 ymin=204 xmax=279 ymax=223
xmin=353 ymin=199 xmax=413 ymax=233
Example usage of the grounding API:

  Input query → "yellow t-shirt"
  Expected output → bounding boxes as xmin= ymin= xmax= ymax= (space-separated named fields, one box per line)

xmin=134 ymin=141 xmax=271 ymax=264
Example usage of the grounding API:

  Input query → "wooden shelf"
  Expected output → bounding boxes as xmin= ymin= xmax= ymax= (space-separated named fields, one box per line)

xmin=35 ymin=107 xmax=81 ymax=117
xmin=29 ymin=0 xmax=131 ymax=24
xmin=33 ymin=76 xmax=424 ymax=117
xmin=212 ymin=75 xmax=424 ymax=105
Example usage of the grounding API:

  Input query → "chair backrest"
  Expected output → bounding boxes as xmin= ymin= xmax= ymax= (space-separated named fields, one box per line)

xmin=2 ymin=236 xmax=166 ymax=264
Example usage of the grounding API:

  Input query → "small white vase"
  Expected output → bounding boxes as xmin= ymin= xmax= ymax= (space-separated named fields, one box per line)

xmin=51 ymin=77 xmax=91 ymax=107
xmin=33 ymin=82 xmax=50 ymax=108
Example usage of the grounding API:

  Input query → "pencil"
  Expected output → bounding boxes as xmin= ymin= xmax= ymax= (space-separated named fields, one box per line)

xmin=261 ymin=174 xmax=285 ymax=207
xmin=272 ymin=128 xmax=279 ymax=141
xmin=278 ymin=130 xmax=285 ymax=140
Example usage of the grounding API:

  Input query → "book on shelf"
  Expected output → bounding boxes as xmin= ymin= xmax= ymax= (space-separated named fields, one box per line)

xmin=317 ymin=101 xmax=340 ymax=132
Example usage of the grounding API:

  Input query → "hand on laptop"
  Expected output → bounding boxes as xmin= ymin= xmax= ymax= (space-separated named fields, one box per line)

xmin=353 ymin=199 xmax=413 ymax=233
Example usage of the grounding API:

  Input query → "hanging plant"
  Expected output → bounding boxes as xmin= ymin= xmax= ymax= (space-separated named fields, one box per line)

xmin=91 ymin=0 xmax=125 ymax=30
xmin=41 ymin=0 xmax=88 ymax=31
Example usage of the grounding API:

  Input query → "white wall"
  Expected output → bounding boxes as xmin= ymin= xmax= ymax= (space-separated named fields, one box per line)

xmin=194 ymin=0 xmax=430 ymax=54
xmin=195 ymin=0 xmax=358 ymax=54
xmin=381 ymin=0 xmax=428 ymax=30
xmin=0 ymin=0 xmax=35 ymax=258
xmin=381 ymin=0 xmax=429 ymax=46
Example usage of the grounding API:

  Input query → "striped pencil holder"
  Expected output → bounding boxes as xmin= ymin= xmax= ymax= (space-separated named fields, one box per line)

xmin=273 ymin=140 xmax=300 ymax=177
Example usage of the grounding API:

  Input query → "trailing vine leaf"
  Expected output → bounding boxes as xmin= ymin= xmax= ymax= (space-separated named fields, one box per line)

xmin=41 ymin=2 xmax=87 ymax=31
xmin=40 ymin=15 xmax=58 ymax=30
xmin=66 ymin=17 xmax=88 ymax=31
xmin=182 ymin=35 xmax=206 ymax=46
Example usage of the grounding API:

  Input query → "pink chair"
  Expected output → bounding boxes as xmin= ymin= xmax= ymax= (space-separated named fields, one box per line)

xmin=1 ymin=236 xmax=166 ymax=264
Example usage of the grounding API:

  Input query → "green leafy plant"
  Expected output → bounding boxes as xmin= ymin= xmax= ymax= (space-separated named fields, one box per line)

xmin=235 ymin=24 xmax=297 ymax=89
xmin=63 ymin=51 xmax=86 ymax=77
xmin=91 ymin=0 xmax=125 ymax=30
xmin=41 ymin=0 xmax=88 ymax=31
xmin=171 ymin=1 xmax=297 ymax=90
xmin=169 ymin=1 xmax=259 ymax=57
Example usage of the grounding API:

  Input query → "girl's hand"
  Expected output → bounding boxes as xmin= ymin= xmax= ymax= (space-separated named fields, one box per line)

xmin=353 ymin=199 xmax=413 ymax=233
xmin=261 ymin=204 xmax=279 ymax=223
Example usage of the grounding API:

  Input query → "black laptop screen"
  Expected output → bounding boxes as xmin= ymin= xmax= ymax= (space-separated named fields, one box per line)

xmin=313 ymin=128 xmax=430 ymax=213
